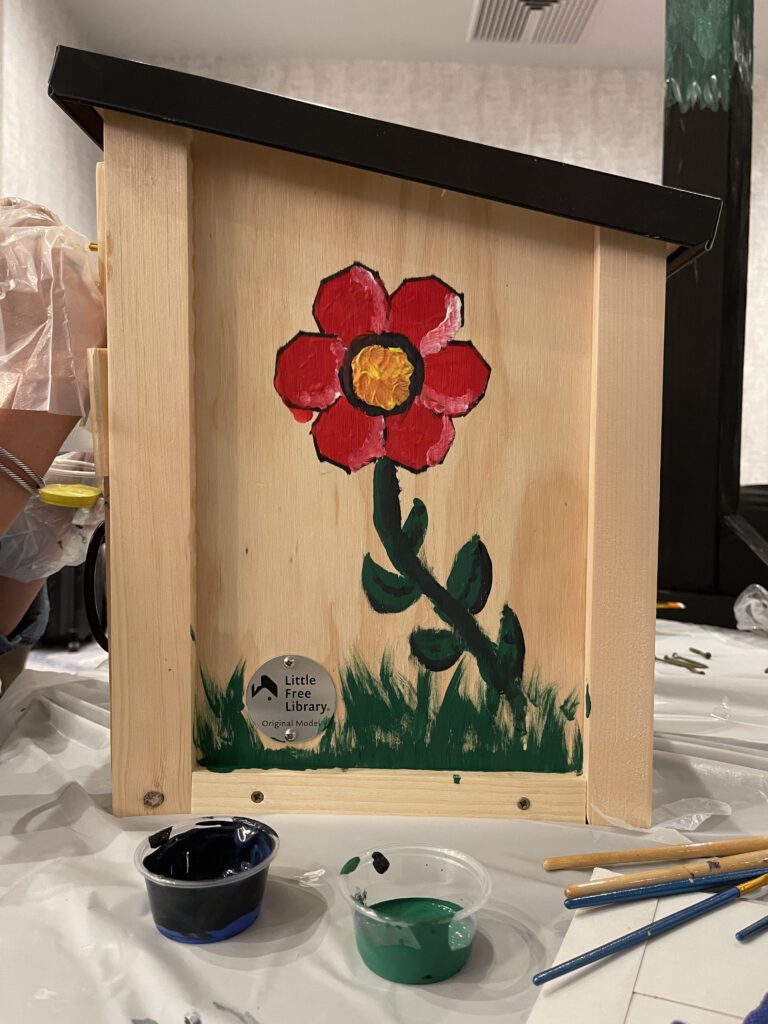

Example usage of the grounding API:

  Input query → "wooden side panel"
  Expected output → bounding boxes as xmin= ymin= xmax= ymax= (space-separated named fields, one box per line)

xmin=192 ymin=768 xmax=586 ymax=822
xmin=89 ymin=163 xmax=110 ymax=477
xmin=103 ymin=114 xmax=195 ymax=815
xmin=585 ymin=229 xmax=666 ymax=828
xmin=191 ymin=133 xmax=595 ymax=776
xmin=95 ymin=161 xmax=107 ymax=293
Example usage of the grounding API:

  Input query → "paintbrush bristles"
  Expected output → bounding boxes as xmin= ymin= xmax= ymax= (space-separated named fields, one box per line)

xmin=564 ymin=848 xmax=768 ymax=899
xmin=543 ymin=834 xmax=768 ymax=872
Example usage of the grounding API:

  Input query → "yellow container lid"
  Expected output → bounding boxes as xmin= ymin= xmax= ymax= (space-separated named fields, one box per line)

xmin=38 ymin=483 xmax=103 ymax=508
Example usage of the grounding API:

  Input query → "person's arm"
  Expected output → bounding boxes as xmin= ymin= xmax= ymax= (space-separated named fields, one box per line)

xmin=0 ymin=409 xmax=77 ymax=636
xmin=0 ymin=409 xmax=78 ymax=538
xmin=0 ymin=577 xmax=45 ymax=637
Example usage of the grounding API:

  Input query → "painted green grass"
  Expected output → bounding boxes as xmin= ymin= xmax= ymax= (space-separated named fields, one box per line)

xmin=195 ymin=654 xmax=582 ymax=775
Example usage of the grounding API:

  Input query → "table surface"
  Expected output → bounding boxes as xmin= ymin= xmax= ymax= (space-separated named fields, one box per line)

xmin=1 ymin=621 xmax=767 ymax=1024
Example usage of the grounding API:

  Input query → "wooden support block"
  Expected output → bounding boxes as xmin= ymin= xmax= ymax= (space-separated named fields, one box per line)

xmin=86 ymin=348 xmax=109 ymax=477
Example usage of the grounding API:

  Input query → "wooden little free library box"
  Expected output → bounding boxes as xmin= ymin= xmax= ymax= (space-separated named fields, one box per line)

xmin=49 ymin=47 xmax=720 ymax=826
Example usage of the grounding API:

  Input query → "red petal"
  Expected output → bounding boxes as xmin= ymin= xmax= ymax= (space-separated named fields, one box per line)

xmin=313 ymin=264 xmax=389 ymax=344
xmin=311 ymin=399 xmax=385 ymax=473
xmin=387 ymin=276 xmax=462 ymax=355
xmin=420 ymin=342 xmax=491 ymax=417
xmin=385 ymin=401 xmax=455 ymax=472
xmin=275 ymin=332 xmax=345 ymax=410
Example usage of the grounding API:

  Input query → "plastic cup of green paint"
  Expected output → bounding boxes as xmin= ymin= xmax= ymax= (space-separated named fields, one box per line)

xmin=339 ymin=844 xmax=490 ymax=984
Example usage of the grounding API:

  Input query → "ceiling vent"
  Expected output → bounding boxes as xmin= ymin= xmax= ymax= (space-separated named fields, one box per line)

xmin=470 ymin=0 xmax=600 ymax=45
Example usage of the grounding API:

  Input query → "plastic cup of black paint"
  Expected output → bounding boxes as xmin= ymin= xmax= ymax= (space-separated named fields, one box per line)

xmin=339 ymin=845 xmax=491 ymax=984
xmin=134 ymin=817 xmax=279 ymax=943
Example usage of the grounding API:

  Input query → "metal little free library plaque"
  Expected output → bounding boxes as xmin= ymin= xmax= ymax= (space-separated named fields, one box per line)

xmin=245 ymin=654 xmax=336 ymax=744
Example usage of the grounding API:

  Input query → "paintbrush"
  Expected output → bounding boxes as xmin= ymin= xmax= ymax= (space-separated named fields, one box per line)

xmin=543 ymin=835 xmax=768 ymax=872
xmin=736 ymin=913 xmax=768 ymax=943
xmin=564 ymin=847 xmax=768 ymax=900
xmin=564 ymin=868 xmax=768 ymax=909
xmin=533 ymin=873 xmax=768 ymax=986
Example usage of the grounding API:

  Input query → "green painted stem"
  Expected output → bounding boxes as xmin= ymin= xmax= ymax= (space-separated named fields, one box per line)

xmin=372 ymin=458 xmax=526 ymax=731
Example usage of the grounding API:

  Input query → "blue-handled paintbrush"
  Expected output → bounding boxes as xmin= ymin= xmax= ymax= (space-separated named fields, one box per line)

xmin=736 ymin=913 xmax=768 ymax=943
xmin=564 ymin=868 xmax=767 ymax=909
xmin=533 ymin=873 xmax=768 ymax=986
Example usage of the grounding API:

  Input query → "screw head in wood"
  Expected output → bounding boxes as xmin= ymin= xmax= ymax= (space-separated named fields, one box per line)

xmin=284 ymin=728 xmax=296 ymax=742
xmin=251 ymin=790 xmax=265 ymax=803
xmin=517 ymin=797 xmax=531 ymax=811
xmin=283 ymin=656 xmax=295 ymax=667
xmin=143 ymin=790 xmax=165 ymax=808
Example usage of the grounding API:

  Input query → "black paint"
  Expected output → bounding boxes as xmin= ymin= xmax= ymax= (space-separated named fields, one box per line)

xmin=372 ymin=851 xmax=390 ymax=875
xmin=139 ymin=817 xmax=278 ymax=944
xmin=147 ymin=826 xmax=172 ymax=849
xmin=47 ymin=47 xmax=719 ymax=272
xmin=339 ymin=332 xmax=424 ymax=418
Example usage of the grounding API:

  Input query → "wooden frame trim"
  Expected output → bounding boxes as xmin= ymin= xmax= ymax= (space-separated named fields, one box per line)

xmin=584 ymin=228 xmax=666 ymax=827
xmin=104 ymin=113 xmax=196 ymax=816
xmin=191 ymin=768 xmax=586 ymax=822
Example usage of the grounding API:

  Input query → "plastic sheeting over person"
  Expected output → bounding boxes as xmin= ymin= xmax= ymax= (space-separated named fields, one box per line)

xmin=0 ymin=198 xmax=104 ymax=418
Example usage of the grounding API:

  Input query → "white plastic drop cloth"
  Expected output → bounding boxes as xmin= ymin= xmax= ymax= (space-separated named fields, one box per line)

xmin=0 ymin=622 xmax=766 ymax=1023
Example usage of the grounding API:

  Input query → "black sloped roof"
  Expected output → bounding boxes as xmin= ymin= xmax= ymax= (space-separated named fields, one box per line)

xmin=49 ymin=46 xmax=721 ymax=274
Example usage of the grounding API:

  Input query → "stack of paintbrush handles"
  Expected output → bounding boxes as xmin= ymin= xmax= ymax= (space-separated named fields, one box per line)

xmin=533 ymin=835 xmax=768 ymax=985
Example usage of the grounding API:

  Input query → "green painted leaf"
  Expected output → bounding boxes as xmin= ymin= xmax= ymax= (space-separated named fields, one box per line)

xmin=409 ymin=627 xmax=464 ymax=671
xmin=446 ymin=535 xmax=492 ymax=613
xmin=497 ymin=605 xmax=525 ymax=684
xmin=361 ymin=554 xmax=420 ymax=613
xmin=402 ymin=498 xmax=428 ymax=552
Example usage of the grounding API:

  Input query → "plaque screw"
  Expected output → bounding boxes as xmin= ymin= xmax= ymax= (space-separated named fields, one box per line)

xmin=285 ymin=728 xmax=296 ymax=742
xmin=250 ymin=791 xmax=264 ymax=803
xmin=284 ymin=656 xmax=295 ymax=667
xmin=143 ymin=790 xmax=165 ymax=808
xmin=517 ymin=797 xmax=531 ymax=811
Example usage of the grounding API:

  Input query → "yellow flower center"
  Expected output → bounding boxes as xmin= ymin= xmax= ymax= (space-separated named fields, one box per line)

xmin=351 ymin=344 xmax=414 ymax=411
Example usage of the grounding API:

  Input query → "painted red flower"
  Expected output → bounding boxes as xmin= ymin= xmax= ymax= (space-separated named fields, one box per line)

xmin=275 ymin=263 xmax=490 ymax=473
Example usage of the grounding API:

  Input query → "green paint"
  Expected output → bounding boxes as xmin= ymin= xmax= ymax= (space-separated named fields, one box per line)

xmin=666 ymin=0 xmax=752 ymax=112
xmin=559 ymin=692 xmax=579 ymax=722
xmin=194 ymin=655 xmax=583 ymax=775
xmin=585 ymin=684 xmax=592 ymax=719
xmin=354 ymin=897 xmax=471 ymax=984
xmin=190 ymin=625 xmax=196 ymax=643
xmin=371 ymin=458 xmax=527 ymax=734
xmin=453 ymin=774 xmax=461 ymax=785
xmin=340 ymin=856 xmax=361 ymax=875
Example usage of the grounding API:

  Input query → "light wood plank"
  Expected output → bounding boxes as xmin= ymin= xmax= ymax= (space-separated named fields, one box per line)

xmin=584 ymin=229 xmax=666 ymax=828
xmin=191 ymin=133 xmax=595 ymax=750
xmin=192 ymin=767 xmax=586 ymax=822
xmin=103 ymin=113 xmax=195 ymax=815
xmin=86 ymin=348 xmax=109 ymax=477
